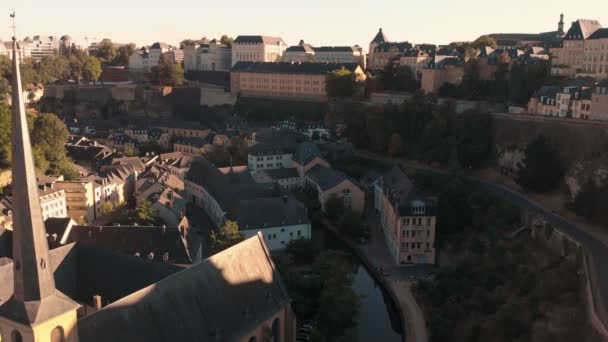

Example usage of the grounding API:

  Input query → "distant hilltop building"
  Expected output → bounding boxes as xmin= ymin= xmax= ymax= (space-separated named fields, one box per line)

xmin=231 ymin=35 xmax=287 ymax=66
xmin=550 ymin=18 xmax=605 ymax=78
xmin=183 ymin=37 xmax=231 ymax=72
xmin=129 ymin=42 xmax=183 ymax=72
xmin=283 ymin=39 xmax=365 ymax=67
xmin=485 ymin=13 xmax=567 ymax=48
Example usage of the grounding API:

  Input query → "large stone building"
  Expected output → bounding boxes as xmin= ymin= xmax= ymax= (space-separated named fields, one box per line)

xmin=374 ymin=167 xmax=437 ymax=265
xmin=421 ymin=53 xmax=465 ymax=94
xmin=183 ymin=38 xmax=232 ymax=72
xmin=582 ymin=28 xmax=608 ymax=79
xmin=0 ymin=39 xmax=296 ymax=342
xmin=550 ymin=19 xmax=603 ymax=77
xmin=230 ymin=61 xmax=365 ymax=101
xmin=231 ymin=35 xmax=287 ymax=67
xmin=283 ymin=40 xmax=365 ymax=66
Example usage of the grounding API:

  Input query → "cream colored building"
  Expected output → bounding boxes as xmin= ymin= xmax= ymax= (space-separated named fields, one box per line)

xmin=399 ymin=49 xmax=432 ymax=79
xmin=374 ymin=167 xmax=437 ymax=265
xmin=184 ymin=39 xmax=231 ymax=71
xmin=231 ymin=35 xmax=286 ymax=66
xmin=582 ymin=28 xmax=608 ymax=79
xmin=230 ymin=61 xmax=366 ymax=101
xmin=129 ymin=42 xmax=179 ymax=72
xmin=421 ymin=56 xmax=465 ymax=94
xmin=590 ymin=80 xmax=608 ymax=120
xmin=550 ymin=19 xmax=603 ymax=77
xmin=283 ymin=40 xmax=365 ymax=66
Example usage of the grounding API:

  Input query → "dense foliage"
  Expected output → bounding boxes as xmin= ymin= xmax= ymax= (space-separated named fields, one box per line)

xmin=379 ymin=62 xmax=418 ymax=92
xmin=326 ymin=69 xmax=358 ymax=98
xmin=210 ymin=220 xmax=244 ymax=254
xmin=568 ymin=180 xmax=608 ymax=225
xmin=515 ymin=135 xmax=565 ymax=193
xmin=281 ymin=250 xmax=360 ymax=342
xmin=234 ymin=97 xmax=327 ymax=122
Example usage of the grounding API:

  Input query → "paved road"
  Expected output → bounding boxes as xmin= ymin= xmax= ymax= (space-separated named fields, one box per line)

xmin=356 ymin=151 xmax=608 ymax=327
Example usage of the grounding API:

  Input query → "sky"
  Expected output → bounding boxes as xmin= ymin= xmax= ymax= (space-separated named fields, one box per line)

xmin=0 ymin=0 xmax=607 ymax=51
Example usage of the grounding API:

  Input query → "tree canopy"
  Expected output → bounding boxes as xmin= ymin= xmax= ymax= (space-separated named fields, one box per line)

xmin=326 ymin=68 xmax=357 ymax=98
xmin=146 ymin=55 xmax=184 ymax=86
xmin=380 ymin=61 xmax=418 ymax=92
xmin=516 ymin=135 xmax=565 ymax=193
xmin=220 ymin=35 xmax=234 ymax=48
xmin=210 ymin=220 xmax=244 ymax=254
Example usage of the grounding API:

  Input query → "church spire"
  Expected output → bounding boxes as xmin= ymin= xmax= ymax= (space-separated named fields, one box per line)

xmin=558 ymin=13 xmax=565 ymax=36
xmin=10 ymin=36 xmax=57 ymax=302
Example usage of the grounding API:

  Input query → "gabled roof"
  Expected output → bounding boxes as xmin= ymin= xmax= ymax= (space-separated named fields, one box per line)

xmin=64 ymin=225 xmax=191 ymax=264
xmin=234 ymin=35 xmax=285 ymax=45
xmin=371 ymin=28 xmax=389 ymax=44
xmin=262 ymin=168 xmax=300 ymax=180
xmin=373 ymin=42 xmax=412 ymax=53
xmin=565 ymin=19 xmax=602 ymax=40
xmin=237 ymin=196 xmax=309 ymax=230
xmin=249 ymin=142 xmax=295 ymax=157
xmin=293 ymin=142 xmax=322 ymax=165
xmin=77 ymin=233 xmax=291 ymax=342
xmin=380 ymin=166 xmax=437 ymax=216
xmin=588 ymin=28 xmax=608 ymax=40
xmin=306 ymin=164 xmax=353 ymax=191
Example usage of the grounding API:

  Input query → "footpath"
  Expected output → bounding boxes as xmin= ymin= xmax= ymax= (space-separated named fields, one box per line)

xmin=323 ymin=215 xmax=431 ymax=342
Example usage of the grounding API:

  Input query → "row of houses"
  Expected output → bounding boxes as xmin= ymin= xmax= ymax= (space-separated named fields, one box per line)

xmin=0 ymin=35 xmax=75 ymax=62
xmin=527 ymin=78 xmax=608 ymax=120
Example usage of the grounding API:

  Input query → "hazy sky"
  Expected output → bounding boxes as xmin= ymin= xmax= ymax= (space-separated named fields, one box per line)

xmin=1 ymin=0 xmax=607 ymax=50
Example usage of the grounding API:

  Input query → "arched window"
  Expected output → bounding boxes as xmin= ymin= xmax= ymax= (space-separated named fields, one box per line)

xmin=11 ymin=331 xmax=22 ymax=342
xmin=50 ymin=326 xmax=65 ymax=342
xmin=272 ymin=318 xmax=280 ymax=342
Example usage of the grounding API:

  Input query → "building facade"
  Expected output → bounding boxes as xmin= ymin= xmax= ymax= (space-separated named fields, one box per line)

xmin=231 ymin=36 xmax=287 ymax=66
xmin=184 ymin=39 xmax=232 ymax=71
xmin=374 ymin=167 xmax=437 ymax=265
xmin=231 ymin=62 xmax=366 ymax=101
xmin=283 ymin=40 xmax=365 ymax=66
xmin=550 ymin=19 xmax=603 ymax=77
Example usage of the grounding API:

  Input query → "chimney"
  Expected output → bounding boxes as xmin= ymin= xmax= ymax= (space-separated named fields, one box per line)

xmin=93 ymin=294 xmax=103 ymax=310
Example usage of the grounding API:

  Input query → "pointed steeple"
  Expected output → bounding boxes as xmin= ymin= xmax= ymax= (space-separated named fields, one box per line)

xmin=0 ymin=35 xmax=78 ymax=328
xmin=371 ymin=28 xmax=389 ymax=44
xmin=10 ymin=37 xmax=56 ymax=303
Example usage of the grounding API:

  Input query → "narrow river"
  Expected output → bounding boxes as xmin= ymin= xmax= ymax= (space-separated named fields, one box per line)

xmin=313 ymin=226 xmax=404 ymax=341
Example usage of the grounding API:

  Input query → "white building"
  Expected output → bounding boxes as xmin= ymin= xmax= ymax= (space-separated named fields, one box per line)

xmin=184 ymin=38 xmax=232 ymax=71
xmin=247 ymin=143 xmax=295 ymax=172
xmin=0 ymin=40 xmax=33 ymax=62
xmin=238 ymin=196 xmax=311 ymax=252
xmin=231 ymin=35 xmax=287 ymax=67
xmin=28 ymin=35 xmax=61 ymax=62
xmin=283 ymin=40 xmax=365 ymax=66
xmin=129 ymin=42 xmax=180 ymax=71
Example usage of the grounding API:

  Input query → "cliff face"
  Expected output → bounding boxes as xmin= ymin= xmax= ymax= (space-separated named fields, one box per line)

xmin=492 ymin=115 xmax=608 ymax=197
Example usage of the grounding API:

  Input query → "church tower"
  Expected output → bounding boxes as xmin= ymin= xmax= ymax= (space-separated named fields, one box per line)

xmin=0 ymin=31 xmax=80 ymax=342
xmin=558 ymin=13 xmax=565 ymax=36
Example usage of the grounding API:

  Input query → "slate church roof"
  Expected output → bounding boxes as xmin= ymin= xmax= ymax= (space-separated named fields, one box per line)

xmin=77 ymin=233 xmax=291 ymax=342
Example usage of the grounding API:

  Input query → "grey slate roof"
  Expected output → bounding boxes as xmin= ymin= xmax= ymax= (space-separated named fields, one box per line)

xmin=380 ymin=166 xmax=437 ymax=216
xmin=588 ymin=28 xmax=608 ymax=40
xmin=263 ymin=168 xmax=300 ymax=180
xmin=237 ymin=196 xmax=309 ymax=230
xmin=64 ymin=225 xmax=192 ymax=264
xmin=565 ymin=19 xmax=603 ymax=40
xmin=232 ymin=61 xmax=361 ymax=75
xmin=77 ymin=233 xmax=291 ymax=342
xmin=293 ymin=142 xmax=322 ymax=165
xmin=249 ymin=142 xmax=295 ymax=157
xmin=373 ymin=42 xmax=412 ymax=53
xmin=371 ymin=28 xmax=389 ymax=44
xmin=306 ymin=164 xmax=350 ymax=191
xmin=234 ymin=35 xmax=285 ymax=45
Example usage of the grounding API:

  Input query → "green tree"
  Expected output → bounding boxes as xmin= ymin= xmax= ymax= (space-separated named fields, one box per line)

xmin=516 ymin=135 xmax=565 ymax=193
xmin=146 ymin=55 xmax=184 ymax=86
xmin=210 ymin=220 xmax=244 ymax=254
xmin=453 ymin=110 xmax=493 ymax=168
xmin=83 ymin=56 xmax=102 ymax=83
xmin=286 ymin=238 xmax=317 ymax=264
xmin=220 ymin=35 xmax=234 ymax=48
xmin=325 ymin=194 xmax=345 ymax=220
xmin=95 ymin=39 xmax=117 ymax=64
xmin=180 ymin=39 xmax=196 ymax=49
xmin=339 ymin=210 xmax=366 ymax=239
xmin=30 ymin=113 xmax=77 ymax=177
xmin=380 ymin=61 xmax=418 ymax=92
xmin=38 ymin=55 xmax=70 ymax=83
xmin=326 ymin=68 xmax=357 ymax=98
xmin=462 ymin=58 xmax=481 ymax=99
xmin=136 ymin=200 xmax=156 ymax=225
xmin=0 ymin=104 xmax=11 ymax=166
xmin=112 ymin=43 xmax=137 ymax=66
xmin=0 ymin=77 xmax=10 ymax=98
